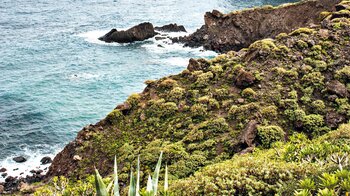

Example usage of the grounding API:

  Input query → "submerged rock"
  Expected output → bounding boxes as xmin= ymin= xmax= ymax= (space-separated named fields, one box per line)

xmin=98 ymin=22 xmax=158 ymax=43
xmin=12 ymin=156 xmax=26 ymax=163
xmin=0 ymin=168 xmax=6 ymax=173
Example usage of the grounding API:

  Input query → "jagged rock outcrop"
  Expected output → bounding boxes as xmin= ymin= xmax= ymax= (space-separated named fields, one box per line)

xmin=154 ymin=23 xmax=187 ymax=32
xmin=99 ymin=23 xmax=187 ymax=43
xmin=98 ymin=22 xmax=158 ymax=43
xmin=175 ymin=0 xmax=341 ymax=52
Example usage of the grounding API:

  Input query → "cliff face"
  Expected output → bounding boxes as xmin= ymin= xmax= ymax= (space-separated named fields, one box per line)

xmin=177 ymin=0 xmax=341 ymax=53
xmin=46 ymin=1 xmax=350 ymax=194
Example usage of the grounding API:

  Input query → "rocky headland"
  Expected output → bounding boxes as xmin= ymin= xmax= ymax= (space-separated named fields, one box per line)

xmin=175 ymin=0 xmax=341 ymax=52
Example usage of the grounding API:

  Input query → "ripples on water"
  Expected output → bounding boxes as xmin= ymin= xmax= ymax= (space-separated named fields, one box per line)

xmin=0 ymin=0 xmax=298 ymax=179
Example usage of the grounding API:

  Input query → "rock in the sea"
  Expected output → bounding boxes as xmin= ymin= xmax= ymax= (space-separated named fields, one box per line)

xmin=1 ymin=173 xmax=7 ymax=178
xmin=13 ymin=156 xmax=26 ymax=163
xmin=40 ymin=156 xmax=52 ymax=165
xmin=0 ymin=168 xmax=6 ymax=173
xmin=98 ymin=22 xmax=158 ymax=43
xmin=154 ymin=23 xmax=187 ymax=32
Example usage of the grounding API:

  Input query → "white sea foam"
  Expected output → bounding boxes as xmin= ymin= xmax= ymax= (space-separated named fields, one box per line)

xmin=69 ymin=72 xmax=100 ymax=80
xmin=0 ymin=147 xmax=61 ymax=182
xmin=77 ymin=30 xmax=123 ymax=46
xmin=78 ymin=29 xmax=218 ymax=58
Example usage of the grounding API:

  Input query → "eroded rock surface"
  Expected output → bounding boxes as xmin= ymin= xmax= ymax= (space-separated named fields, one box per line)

xmin=176 ymin=0 xmax=340 ymax=52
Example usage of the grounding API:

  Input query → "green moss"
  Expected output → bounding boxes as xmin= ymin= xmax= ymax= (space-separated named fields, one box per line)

xmin=249 ymin=39 xmax=278 ymax=52
xmin=301 ymin=72 xmax=325 ymax=88
xmin=195 ymin=71 xmax=214 ymax=87
xmin=190 ymin=104 xmax=208 ymax=118
xmin=261 ymin=105 xmax=278 ymax=121
xmin=169 ymin=87 xmax=185 ymax=101
xmin=257 ymin=125 xmax=285 ymax=148
xmin=197 ymin=96 xmax=220 ymax=109
xmin=241 ymin=88 xmax=256 ymax=100
xmin=290 ymin=28 xmax=316 ymax=36
xmin=296 ymin=40 xmax=308 ymax=49
xmin=126 ymin=93 xmax=141 ymax=107
xmin=302 ymin=114 xmax=325 ymax=133
xmin=335 ymin=98 xmax=350 ymax=116
xmin=311 ymin=100 xmax=326 ymax=114
xmin=276 ymin=32 xmax=288 ymax=40
xmin=106 ymin=109 xmax=123 ymax=124
xmin=336 ymin=66 xmax=350 ymax=82
xmin=160 ymin=78 xmax=178 ymax=88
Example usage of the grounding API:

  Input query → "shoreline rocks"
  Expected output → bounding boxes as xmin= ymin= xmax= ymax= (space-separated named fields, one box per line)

xmin=40 ymin=157 xmax=52 ymax=165
xmin=99 ymin=23 xmax=187 ymax=43
xmin=154 ymin=23 xmax=186 ymax=32
xmin=12 ymin=156 xmax=26 ymax=163
xmin=0 ymin=170 xmax=44 ymax=194
xmin=98 ymin=22 xmax=157 ymax=43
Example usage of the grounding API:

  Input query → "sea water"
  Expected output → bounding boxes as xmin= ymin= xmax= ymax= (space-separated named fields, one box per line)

xmin=0 ymin=0 xmax=298 ymax=180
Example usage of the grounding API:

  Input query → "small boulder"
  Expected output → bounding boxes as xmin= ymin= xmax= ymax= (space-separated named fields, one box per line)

xmin=0 ymin=168 xmax=6 ymax=172
xmin=1 ymin=173 xmax=7 ymax=178
xmin=40 ymin=156 xmax=52 ymax=165
xmin=235 ymin=69 xmax=256 ymax=88
xmin=154 ymin=23 xmax=187 ymax=32
xmin=0 ymin=184 xmax=4 ymax=194
xmin=326 ymin=80 xmax=348 ymax=98
xmin=240 ymin=120 xmax=258 ymax=147
xmin=13 ymin=156 xmax=26 ymax=163
xmin=326 ymin=112 xmax=346 ymax=128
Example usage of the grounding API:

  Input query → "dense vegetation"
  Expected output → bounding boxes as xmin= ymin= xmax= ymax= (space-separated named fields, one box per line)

xmin=36 ymin=1 xmax=350 ymax=195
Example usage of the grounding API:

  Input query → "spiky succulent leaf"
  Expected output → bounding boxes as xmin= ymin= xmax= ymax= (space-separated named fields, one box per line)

xmin=128 ymin=170 xmax=136 ymax=196
xmin=94 ymin=169 xmax=108 ymax=196
xmin=114 ymin=156 xmax=120 ymax=196
xmin=136 ymin=155 xmax=140 ymax=196
xmin=152 ymin=151 xmax=163 ymax=195
xmin=146 ymin=175 xmax=153 ymax=193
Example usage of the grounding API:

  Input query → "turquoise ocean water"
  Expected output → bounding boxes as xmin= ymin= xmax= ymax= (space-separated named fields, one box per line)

xmin=0 ymin=0 xmax=297 ymax=179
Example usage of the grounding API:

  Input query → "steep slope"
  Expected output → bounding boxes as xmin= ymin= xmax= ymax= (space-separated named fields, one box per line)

xmin=176 ymin=0 xmax=340 ymax=52
xmin=47 ymin=0 xmax=350 ymax=191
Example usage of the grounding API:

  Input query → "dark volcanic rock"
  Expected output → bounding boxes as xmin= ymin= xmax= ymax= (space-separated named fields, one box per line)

xmin=326 ymin=80 xmax=349 ymax=98
xmin=13 ymin=156 xmax=26 ymax=163
xmin=0 ymin=168 xmax=6 ymax=172
xmin=240 ymin=120 xmax=258 ymax=147
xmin=235 ymin=69 xmax=255 ymax=88
xmin=155 ymin=23 xmax=187 ymax=32
xmin=326 ymin=112 xmax=346 ymax=128
xmin=40 ymin=156 xmax=53 ymax=165
xmin=1 ymin=173 xmax=7 ymax=178
xmin=176 ymin=0 xmax=340 ymax=52
xmin=99 ymin=22 xmax=158 ymax=43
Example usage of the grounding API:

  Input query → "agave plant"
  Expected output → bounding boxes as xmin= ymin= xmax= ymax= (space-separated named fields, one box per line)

xmin=94 ymin=152 xmax=166 ymax=196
